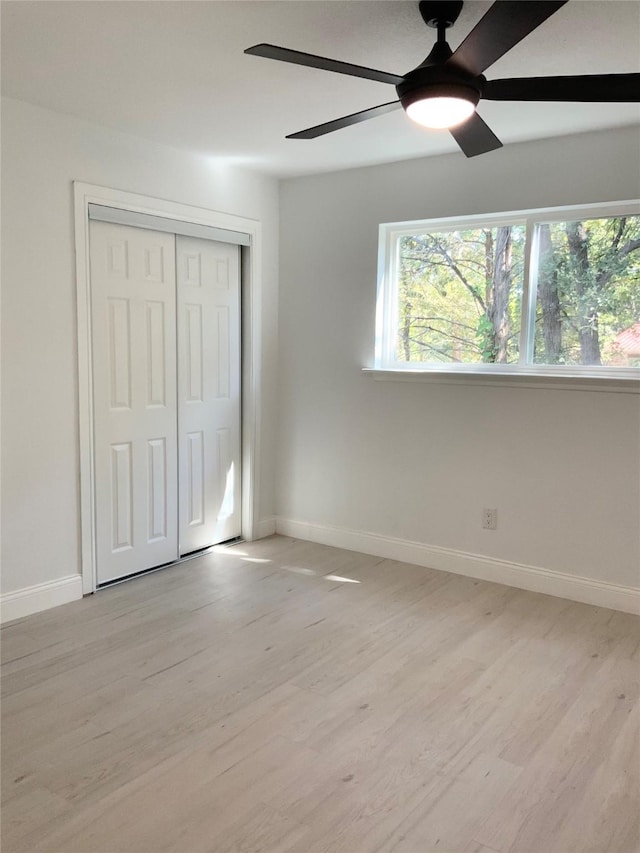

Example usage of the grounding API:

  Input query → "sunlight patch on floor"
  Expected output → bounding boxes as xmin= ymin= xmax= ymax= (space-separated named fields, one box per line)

xmin=323 ymin=574 xmax=361 ymax=584
xmin=212 ymin=545 xmax=247 ymax=555
xmin=283 ymin=566 xmax=317 ymax=576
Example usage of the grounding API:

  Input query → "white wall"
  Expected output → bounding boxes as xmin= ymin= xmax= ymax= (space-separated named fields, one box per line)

xmin=278 ymin=127 xmax=640 ymax=600
xmin=1 ymin=97 xmax=279 ymax=599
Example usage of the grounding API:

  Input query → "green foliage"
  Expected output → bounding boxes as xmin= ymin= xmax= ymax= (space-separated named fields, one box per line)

xmin=476 ymin=314 xmax=496 ymax=362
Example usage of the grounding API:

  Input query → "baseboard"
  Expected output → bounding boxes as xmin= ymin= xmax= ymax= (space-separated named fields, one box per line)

xmin=255 ymin=516 xmax=277 ymax=539
xmin=275 ymin=518 xmax=640 ymax=615
xmin=1 ymin=575 xmax=84 ymax=624
xmin=4 ymin=526 xmax=636 ymax=621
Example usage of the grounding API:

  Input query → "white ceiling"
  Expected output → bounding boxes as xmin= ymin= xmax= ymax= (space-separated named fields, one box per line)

xmin=2 ymin=0 xmax=639 ymax=177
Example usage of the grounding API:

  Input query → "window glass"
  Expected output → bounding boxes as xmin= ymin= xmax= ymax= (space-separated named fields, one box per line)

xmin=378 ymin=203 xmax=640 ymax=375
xmin=533 ymin=215 xmax=640 ymax=366
xmin=397 ymin=225 xmax=526 ymax=364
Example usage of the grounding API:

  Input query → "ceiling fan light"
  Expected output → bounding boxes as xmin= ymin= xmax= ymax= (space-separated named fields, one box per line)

xmin=406 ymin=95 xmax=476 ymax=129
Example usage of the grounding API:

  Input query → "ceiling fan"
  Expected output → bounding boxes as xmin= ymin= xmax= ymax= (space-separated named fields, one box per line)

xmin=245 ymin=0 xmax=639 ymax=157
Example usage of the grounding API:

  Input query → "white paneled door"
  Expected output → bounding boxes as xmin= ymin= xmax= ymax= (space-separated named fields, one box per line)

xmin=177 ymin=237 xmax=241 ymax=554
xmin=90 ymin=222 xmax=241 ymax=585
xmin=91 ymin=221 xmax=178 ymax=583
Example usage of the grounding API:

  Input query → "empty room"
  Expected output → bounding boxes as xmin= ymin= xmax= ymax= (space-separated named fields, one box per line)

xmin=1 ymin=1 xmax=639 ymax=851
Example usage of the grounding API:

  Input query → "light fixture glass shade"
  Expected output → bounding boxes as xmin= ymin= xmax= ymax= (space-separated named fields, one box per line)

xmin=406 ymin=96 xmax=475 ymax=129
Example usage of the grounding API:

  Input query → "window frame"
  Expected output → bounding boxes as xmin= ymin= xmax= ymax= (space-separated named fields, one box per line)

xmin=374 ymin=199 xmax=640 ymax=381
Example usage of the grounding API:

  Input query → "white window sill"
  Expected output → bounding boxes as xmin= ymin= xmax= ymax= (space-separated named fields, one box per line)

xmin=363 ymin=367 xmax=640 ymax=394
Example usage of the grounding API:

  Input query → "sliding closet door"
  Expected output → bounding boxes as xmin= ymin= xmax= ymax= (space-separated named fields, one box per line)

xmin=90 ymin=221 xmax=178 ymax=584
xmin=176 ymin=236 xmax=242 ymax=553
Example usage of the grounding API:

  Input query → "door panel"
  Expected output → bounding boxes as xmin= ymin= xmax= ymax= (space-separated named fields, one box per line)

xmin=177 ymin=236 xmax=241 ymax=553
xmin=91 ymin=221 xmax=178 ymax=583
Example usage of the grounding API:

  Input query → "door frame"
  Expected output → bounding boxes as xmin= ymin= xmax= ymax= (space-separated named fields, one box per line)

xmin=74 ymin=182 xmax=264 ymax=594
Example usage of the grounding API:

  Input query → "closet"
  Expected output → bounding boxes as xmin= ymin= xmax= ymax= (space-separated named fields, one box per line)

xmin=89 ymin=213 xmax=242 ymax=585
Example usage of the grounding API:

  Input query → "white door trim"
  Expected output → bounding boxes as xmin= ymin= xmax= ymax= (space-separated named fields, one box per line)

xmin=74 ymin=182 xmax=263 ymax=594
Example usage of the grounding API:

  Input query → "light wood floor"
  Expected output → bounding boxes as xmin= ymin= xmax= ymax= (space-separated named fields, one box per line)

xmin=2 ymin=536 xmax=639 ymax=853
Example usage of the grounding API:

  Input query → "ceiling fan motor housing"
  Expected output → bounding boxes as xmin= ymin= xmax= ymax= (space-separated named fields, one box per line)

xmin=396 ymin=63 xmax=484 ymax=115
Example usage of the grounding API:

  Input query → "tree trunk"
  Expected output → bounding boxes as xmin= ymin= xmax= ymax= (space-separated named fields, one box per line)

xmin=566 ymin=221 xmax=601 ymax=365
xmin=537 ymin=224 xmax=562 ymax=363
xmin=487 ymin=226 xmax=512 ymax=363
xmin=484 ymin=229 xmax=494 ymax=305
xmin=401 ymin=298 xmax=412 ymax=361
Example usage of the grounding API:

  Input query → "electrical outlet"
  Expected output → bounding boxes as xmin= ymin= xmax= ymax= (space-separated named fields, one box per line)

xmin=482 ymin=508 xmax=497 ymax=530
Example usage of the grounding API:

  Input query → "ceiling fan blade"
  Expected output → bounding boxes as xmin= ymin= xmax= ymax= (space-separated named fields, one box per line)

xmin=483 ymin=73 xmax=640 ymax=102
xmin=450 ymin=112 xmax=503 ymax=157
xmin=447 ymin=1 xmax=568 ymax=77
xmin=244 ymin=44 xmax=404 ymax=86
xmin=286 ymin=101 xmax=402 ymax=139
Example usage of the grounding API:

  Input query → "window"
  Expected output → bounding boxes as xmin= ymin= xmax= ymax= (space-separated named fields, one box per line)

xmin=375 ymin=202 xmax=640 ymax=378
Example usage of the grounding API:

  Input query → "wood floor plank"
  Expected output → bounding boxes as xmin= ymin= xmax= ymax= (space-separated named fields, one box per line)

xmin=2 ymin=535 xmax=639 ymax=853
xmin=474 ymin=654 xmax=640 ymax=853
